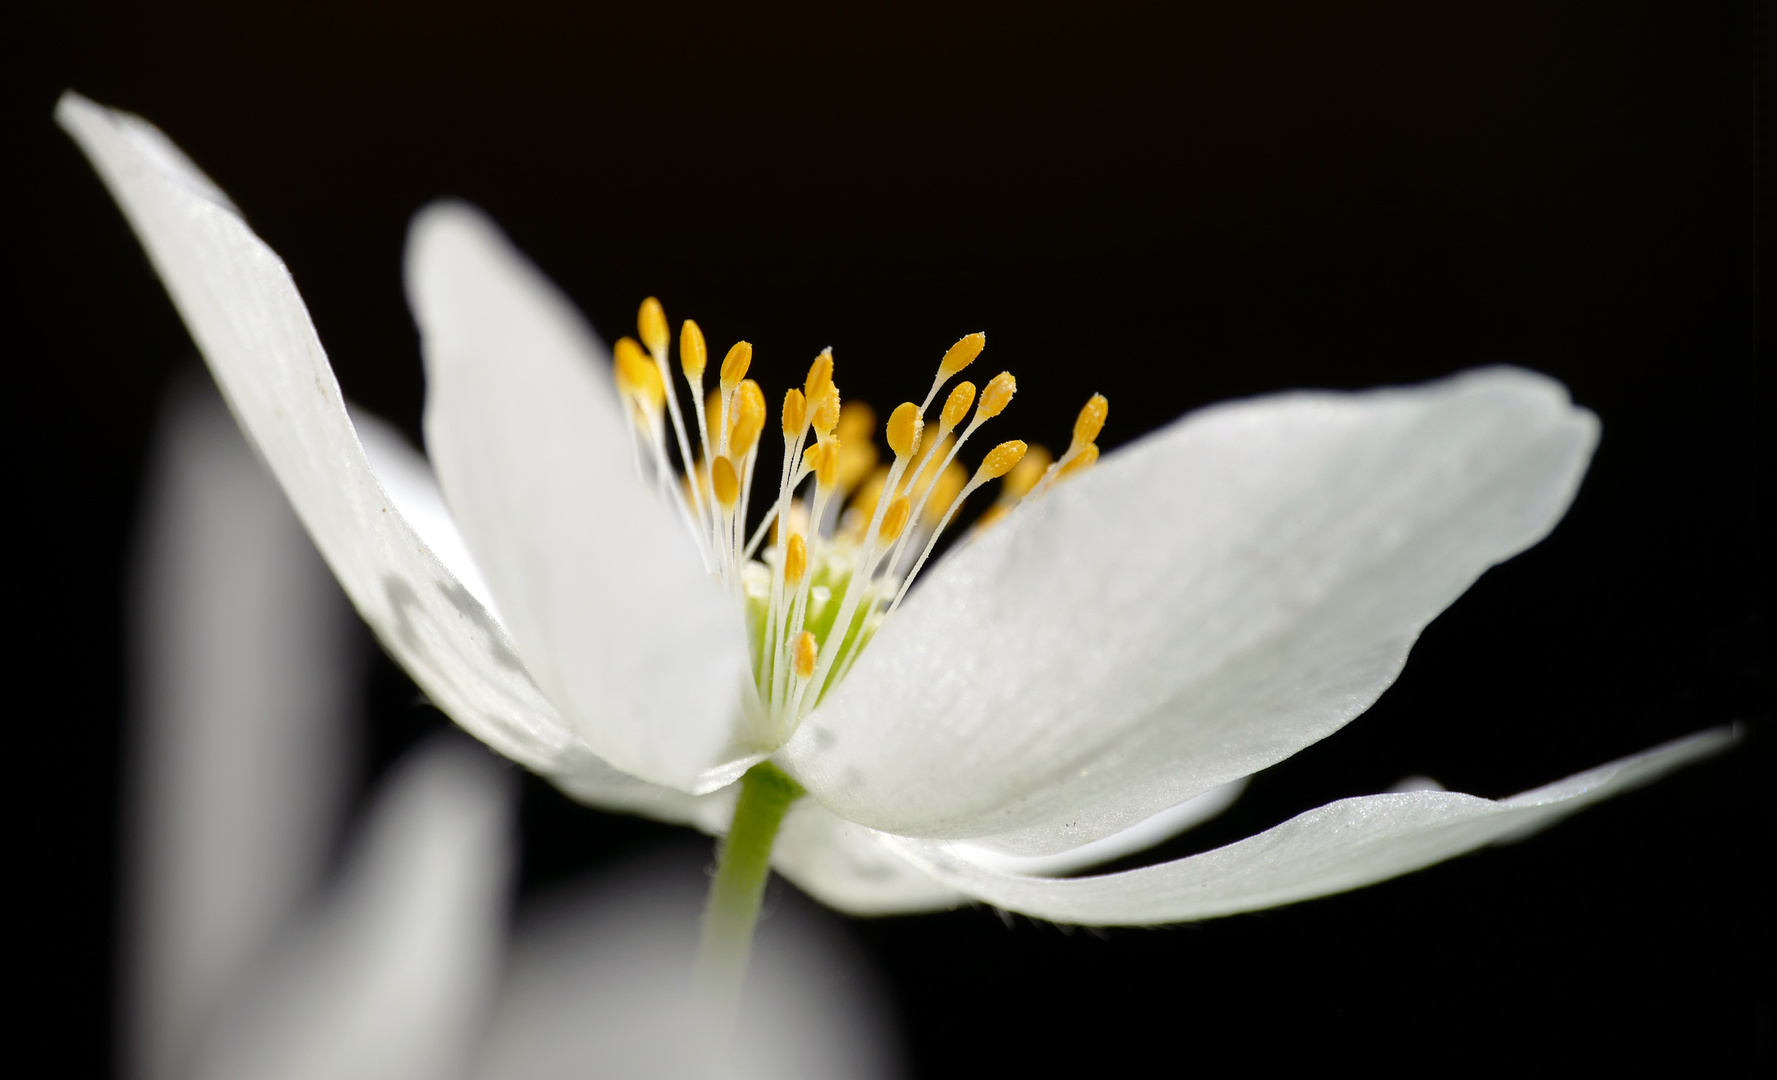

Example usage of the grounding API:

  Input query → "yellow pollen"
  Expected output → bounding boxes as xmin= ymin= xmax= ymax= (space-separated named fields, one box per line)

xmin=638 ymin=297 xmax=669 ymax=355
xmin=614 ymin=337 xmax=663 ymax=411
xmin=730 ymin=379 xmax=766 ymax=455
xmin=1057 ymin=441 xmax=1099 ymax=479
xmin=938 ymin=332 xmax=987 ymax=377
xmin=719 ymin=341 xmax=752 ymax=390
xmin=923 ymin=462 xmax=969 ymax=527
xmin=836 ymin=400 xmax=876 ymax=446
xmin=886 ymin=402 xmax=923 ymax=458
xmin=976 ymin=371 xmax=1016 ymax=420
xmin=815 ymin=436 xmax=842 ymax=489
xmin=810 ymin=384 xmax=841 ymax=439
xmin=879 ymin=495 xmax=912 ymax=542
xmin=977 ymin=439 xmax=1029 ymax=482
xmin=711 ymin=455 xmax=740 ymax=508
xmin=1073 ymin=394 xmax=1109 ymax=445
xmin=940 ymin=381 xmax=977 ymax=429
xmin=804 ymin=350 xmax=834 ymax=402
xmin=793 ymin=630 xmax=819 ymax=680
xmin=781 ymin=387 xmax=807 ymax=436
xmin=784 ymin=533 xmax=808 ymax=585
xmin=680 ymin=320 xmax=707 ymax=379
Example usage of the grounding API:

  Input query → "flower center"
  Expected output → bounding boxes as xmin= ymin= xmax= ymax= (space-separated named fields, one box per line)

xmin=612 ymin=297 xmax=1107 ymax=747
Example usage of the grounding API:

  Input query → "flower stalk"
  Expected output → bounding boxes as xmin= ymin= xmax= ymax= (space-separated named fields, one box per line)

xmin=694 ymin=761 xmax=804 ymax=1017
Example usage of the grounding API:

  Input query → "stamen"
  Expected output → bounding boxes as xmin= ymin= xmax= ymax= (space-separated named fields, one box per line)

xmin=720 ymin=341 xmax=752 ymax=391
xmin=781 ymin=388 xmax=807 ymax=437
xmin=886 ymin=402 xmax=924 ymax=459
xmin=1033 ymin=393 xmax=1109 ymax=496
xmin=940 ymin=381 xmax=977 ymax=430
xmin=1056 ymin=441 xmax=1099 ymax=479
xmin=921 ymin=331 xmax=985 ymax=412
xmin=680 ymin=319 xmax=708 ymax=380
xmin=814 ymin=438 xmax=842 ymax=491
xmin=975 ymin=371 xmax=1016 ymax=421
xmin=712 ymin=456 xmax=740 ymax=509
xmin=730 ymin=380 xmax=766 ymax=456
xmin=793 ymin=631 xmax=818 ymax=680
xmin=879 ymin=495 xmax=911 ymax=543
xmin=638 ymin=297 xmax=670 ymax=356
xmin=971 ymin=443 xmax=1051 ymax=533
xmin=784 ymin=533 xmax=807 ymax=585
xmin=1073 ymin=393 xmax=1109 ymax=445
xmin=804 ymin=350 xmax=834 ymax=403
xmin=888 ymin=439 xmax=1028 ymax=615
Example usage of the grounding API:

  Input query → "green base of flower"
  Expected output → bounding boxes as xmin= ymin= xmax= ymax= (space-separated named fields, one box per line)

xmin=695 ymin=761 xmax=805 ymax=1016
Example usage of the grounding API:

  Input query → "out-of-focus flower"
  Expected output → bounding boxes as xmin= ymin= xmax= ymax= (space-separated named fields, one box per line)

xmin=72 ymin=91 xmax=1731 ymax=932
xmin=125 ymin=381 xmax=902 ymax=1080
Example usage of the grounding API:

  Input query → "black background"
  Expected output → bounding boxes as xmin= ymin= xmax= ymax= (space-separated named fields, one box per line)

xmin=6 ymin=1 xmax=1769 ymax=1073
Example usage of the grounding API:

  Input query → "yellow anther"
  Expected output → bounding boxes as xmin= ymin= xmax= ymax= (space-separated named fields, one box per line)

xmin=793 ymin=630 xmax=819 ymax=680
xmin=975 ymin=371 xmax=1016 ymax=421
xmin=1057 ymin=441 xmax=1099 ymax=479
xmin=836 ymin=400 xmax=876 ymax=446
xmin=810 ymin=384 xmax=842 ymax=439
xmin=836 ymin=434 xmax=879 ymax=493
xmin=1001 ymin=443 xmax=1052 ymax=499
xmin=804 ymin=349 xmax=834 ymax=402
xmin=614 ymin=337 xmax=663 ymax=411
xmin=939 ymin=332 xmax=986 ymax=377
xmin=977 ymin=439 xmax=1029 ymax=482
xmin=940 ymin=381 xmax=977 ymax=429
xmin=784 ymin=533 xmax=808 ymax=585
xmin=801 ymin=442 xmax=825 ymax=475
xmin=782 ymin=387 xmax=807 ymax=436
xmin=711 ymin=455 xmax=740 ymax=508
xmin=730 ymin=379 xmax=766 ymax=456
xmin=886 ymin=402 xmax=924 ymax=458
xmin=815 ymin=436 xmax=842 ymax=490
xmin=923 ymin=462 xmax=969 ymax=526
xmin=680 ymin=320 xmax=707 ymax=379
xmin=1073 ymin=394 xmax=1108 ymax=446
xmin=720 ymin=341 xmax=752 ymax=390
xmin=879 ymin=495 xmax=912 ymax=542
xmin=638 ymin=297 xmax=669 ymax=355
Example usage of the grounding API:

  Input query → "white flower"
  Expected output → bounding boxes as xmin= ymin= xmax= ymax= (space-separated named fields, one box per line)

xmin=129 ymin=379 xmax=901 ymax=1080
xmin=65 ymin=91 xmax=1732 ymax=929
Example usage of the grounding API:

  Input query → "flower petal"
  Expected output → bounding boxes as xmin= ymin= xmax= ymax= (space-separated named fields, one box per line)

xmin=891 ymin=727 xmax=1735 ymax=925
xmin=127 ymin=380 xmax=360 ymax=1080
xmin=192 ymin=738 xmax=513 ymax=1080
xmin=783 ymin=368 xmax=1598 ymax=852
xmin=406 ymin=202 xmax=753 ymax=793
xmin=56 ymin=93 xmax=591 ymax=779
xmin=772 ymin=801 xmax=967 ymax=917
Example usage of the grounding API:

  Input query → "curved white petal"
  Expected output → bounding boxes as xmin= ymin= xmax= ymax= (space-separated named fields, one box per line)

xmin=949 ymin=778 xmax=1247 ymax=877
xmin=783 ymin=368 xmax=1598 ymax=852
xmin=406 ymin=202 xmax=752 ymax=794
xmin=771 ymin=801 xmax=967 ymax=917
xmin=193 ymin=739 xmax=514 ymax=1080
xmin=473 ymin=847 xmax=907 ymax=1080
xmin=127 ymin=381 xmax=360 ymax=1080
xmin=56 ymin=93 xmax=593 ymax=780
xmin=893 ymin=727 xmax=1735 ymax=925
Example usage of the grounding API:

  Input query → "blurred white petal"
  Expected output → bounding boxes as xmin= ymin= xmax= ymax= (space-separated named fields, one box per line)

xmin=770 ymin=801 xmax=967 ymax=917
xmin=126 ymin=379 xmax=360 ymax=1080
xmin=784 ymin=369 xmax=1598 ymax=854
xmin=895 ymin=727 xmax=1736 ymax=924
xmin=473 ymin=846 xmax=905 ymax=1080
xmin=194 ymin=739 xmax=515 ymax=1080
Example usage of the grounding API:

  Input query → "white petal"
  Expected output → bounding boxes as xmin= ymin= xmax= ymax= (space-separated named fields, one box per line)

xmin=783 ymin=368 xmax=1598 ymax=852
xmin=193 ymin=739 xmax=514 ymax=1080
xmin=126 ymin=381 xmax=359 ymax=1080
xmin=772 ymin=801 xmax=967 ymax=917
xmin=893 ymin=727 xmax=1735 ymax=925
xmin=406 ymin=202 xmax=753 ymax=793
xmin=56 ymin=93 xmax=593 ymax=780
xmin=473 ymin=846 xmax=907 ymax=1080
xmin=948 ymin=778 xmax=1247 ymax=877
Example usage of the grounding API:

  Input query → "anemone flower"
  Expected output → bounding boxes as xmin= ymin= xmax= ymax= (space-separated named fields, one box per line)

xmin=129 ymin=378 xmax=900 ymax=1080
xmin=65 ymin=90 xmax=1731 ymax=1006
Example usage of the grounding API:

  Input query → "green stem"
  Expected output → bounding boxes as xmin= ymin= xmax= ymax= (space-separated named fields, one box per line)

xmin=695 ymin=761 xmax=803 ymax=1018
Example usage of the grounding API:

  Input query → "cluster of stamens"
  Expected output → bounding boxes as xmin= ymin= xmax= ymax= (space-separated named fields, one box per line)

xmin=611 ymin=297 xmax=1108 ymax=745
